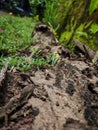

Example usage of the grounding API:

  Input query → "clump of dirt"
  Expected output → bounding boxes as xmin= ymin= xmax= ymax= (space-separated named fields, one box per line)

xmin=0 ymin=22 xmax=98 ymax=130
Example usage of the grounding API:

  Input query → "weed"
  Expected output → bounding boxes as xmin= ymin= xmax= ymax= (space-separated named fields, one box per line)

xmin=89 ymin=0 xmax=98 ymax=15
xmin=48 ymin=54 xmax=60 ymax=66
xmin=75 ymin=22 xmax=98 ymax=50
xmin=31 ymin=48 xmax=42 ymax=58
xmin=43 ymin=0 xmax=60 ymax=31
xmin=0 ymin=53 xmax=60 ymax=71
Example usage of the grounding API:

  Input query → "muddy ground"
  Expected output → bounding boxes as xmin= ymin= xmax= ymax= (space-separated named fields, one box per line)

xmin=0 ymin=22 xmax=98 ymax=130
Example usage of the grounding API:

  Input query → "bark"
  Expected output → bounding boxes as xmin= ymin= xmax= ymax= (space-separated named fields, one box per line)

xmin=0 ymin=63 xmax=8 ymax=104
xmin=73 ymin=39 xmax=96 ymax=60
xmin=0 ymin=85 xmax=34 ymax=125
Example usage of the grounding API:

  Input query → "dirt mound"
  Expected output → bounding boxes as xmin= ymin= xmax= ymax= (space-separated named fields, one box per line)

xmin=0 ymin=23 xmax=98 ymax=130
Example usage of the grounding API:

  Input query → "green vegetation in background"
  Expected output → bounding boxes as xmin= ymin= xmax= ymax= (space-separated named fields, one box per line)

xmin=43 ymin=0 xmax=60 ymax=31
xmin=43 ymin=0 xmax=98 ymax=50
xmin=74 ymin=0 xmax=98 ymax=50
xmin=0 ymin=16 xmax=35 ymax=53
xmin=89 ymin=0 xmax=98 ymax=15
xmin=30 ymin=0 xmax=46 ymax=20
xmin=29 ymin=0 xmax=60 ymax=31
xmin=75 ymin=22 xmax=98 ymax=50
xmin=0 ymin=15 xmax=35 ymax=70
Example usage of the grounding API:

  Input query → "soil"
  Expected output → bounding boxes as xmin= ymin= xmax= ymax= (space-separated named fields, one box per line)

xmin=0 ymin=21 xmax=98 ymax=130
xmin=0 ymin=10 xmax=9 ymax=16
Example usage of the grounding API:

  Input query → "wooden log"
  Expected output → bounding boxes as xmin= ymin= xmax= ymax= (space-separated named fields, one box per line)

xmin=0 ymin=63 xmax=8 ymax=104
xmin=92 ymin=51 xmax=98 ymax=65
xmin=0 ymin=63 xmax=8 ymax=87
xmin=0 ymin=85 xmax=34 ymax=125
xmin=73 ymin=39 xmax=96 ymax=60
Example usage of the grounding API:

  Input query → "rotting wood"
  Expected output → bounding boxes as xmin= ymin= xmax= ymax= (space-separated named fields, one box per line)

xmin=0 ymin=85 xmax=35 ymax=125
xmin=92 ymin=51 xmax=98 ymax=65
xmin=73 ymin=39 xmax=96 ymax=60
xmin=0 ymin=63 xmax=8 ymax=104
xmin=0 ymin=63 xmax=8 ymax=87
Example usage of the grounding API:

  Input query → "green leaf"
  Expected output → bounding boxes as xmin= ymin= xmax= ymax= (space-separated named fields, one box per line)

xmin=76 ymin=31 xmax=88 ymax=38
xmin=90 ymin=22 xmax=98 ymax=34
xmin=89 ymin=0 xmax=98 ymax=15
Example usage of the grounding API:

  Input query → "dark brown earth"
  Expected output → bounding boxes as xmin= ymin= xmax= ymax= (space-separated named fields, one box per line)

xmin=0 ymin=10 xmax=9 ymax=16
xmin=0 ymin=22 xmax=98 ymax=130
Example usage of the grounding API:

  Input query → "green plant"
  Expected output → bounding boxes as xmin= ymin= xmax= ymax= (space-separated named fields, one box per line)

xmin=43 ymin=0 xmax=60 ymax=31
xmin=89 ymin=0 xmax=98 ymax=15
xmin=0 ymin=15 xmax=35 ymax=53
xmin=90 ymin=22 xmax=98 ymax=34
xmin=0 ymin=53 xmax=60 ymax=71
xmin=48 ymin=54 xmax=60 ymax=66
xmin=31 ymin=58 xmax=47 ymax=66
xmin=32 ymin=48 xmax=42 ymax=58
xmin=74 ymin=22 xmax=98 ymax=50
